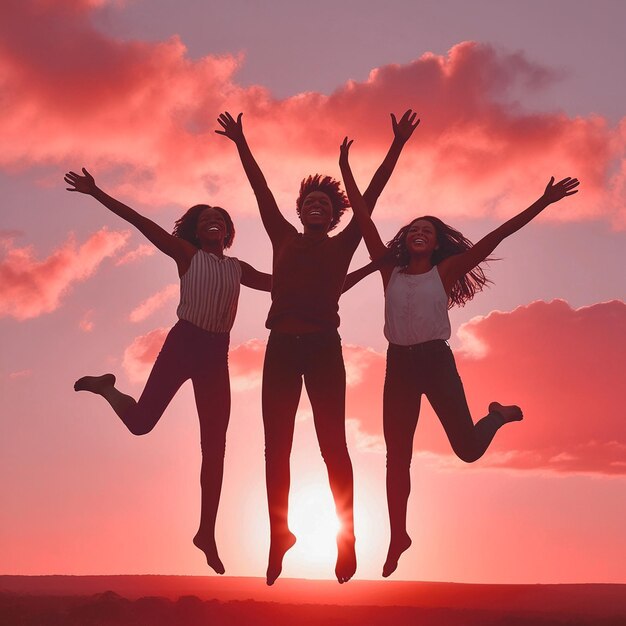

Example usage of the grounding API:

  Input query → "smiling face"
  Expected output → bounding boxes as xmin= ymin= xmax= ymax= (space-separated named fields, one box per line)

xmin=196 ymin=207 xmax=228 ymax=248
xmin=299 ymin=190 xmax=334 ymax=232
xmin=405 ymin=218 xmax=439 ymax=257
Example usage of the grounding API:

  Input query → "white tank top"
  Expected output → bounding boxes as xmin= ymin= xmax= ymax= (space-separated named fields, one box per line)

xmin=177 ymin=250 xmax=242 ymax=333
xmin=384 ymin=265 xmax=451 ymax=345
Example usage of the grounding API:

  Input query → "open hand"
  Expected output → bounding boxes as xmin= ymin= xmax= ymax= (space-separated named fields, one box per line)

xmin=339 ymin=136 xmax=354 ymax=166
xmin=215 ymin=111 xmax=244 ymax=143
xmin=64 ymin=168 xmax=97 ymax=194
xmin=542 ymin=176 xmax=580 ymax=204
xmin=391 ymin=109 xmax=420 ymax=143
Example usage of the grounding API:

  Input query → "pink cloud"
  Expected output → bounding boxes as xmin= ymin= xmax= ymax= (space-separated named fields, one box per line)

xmin=114 ymin=244 xmax=156 ymax=266
xmin=79 ymin=308 xmax=95 ymax=332
xmin=121 ymin=327 xmax=168 ymax=383
xmin=1 ymin=1 xmax=624 ymax=226
xmin=343 ymin=299 xmax=626 ymax=475
xmin=9 ymin=369 xmax=33 ymax=380
xmin=0 ymin=228 xmax=128 ymax=320
xmin=129 ymin=283 xmax=178 ymax=322
xmin=229 ymin=339 xmax=266 ymax=391
xmin=0 ymin=230 xmax=23 ymax=243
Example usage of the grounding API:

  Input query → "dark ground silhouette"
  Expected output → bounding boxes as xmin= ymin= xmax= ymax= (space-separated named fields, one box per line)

xmin=1 ymin=576 xmax=625 ymax=626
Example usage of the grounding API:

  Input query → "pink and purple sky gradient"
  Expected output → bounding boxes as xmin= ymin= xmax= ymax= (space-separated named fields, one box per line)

xmin=1 ymin=0 xmax=625 ymax=583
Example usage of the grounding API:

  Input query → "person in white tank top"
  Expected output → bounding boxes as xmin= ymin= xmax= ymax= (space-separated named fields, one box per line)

xmin=65 ymin=167 xmax=270 ymax=576
xmin=339 ymin=137 xmax=579 ymax=579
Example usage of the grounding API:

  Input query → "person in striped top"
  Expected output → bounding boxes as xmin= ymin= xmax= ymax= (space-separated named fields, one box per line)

xmin=65 ymin=167 xmax=270 ymax=576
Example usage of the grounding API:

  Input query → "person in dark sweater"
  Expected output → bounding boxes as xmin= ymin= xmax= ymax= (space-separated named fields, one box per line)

xmin=216 ymin=110 xmax=419 ymax=585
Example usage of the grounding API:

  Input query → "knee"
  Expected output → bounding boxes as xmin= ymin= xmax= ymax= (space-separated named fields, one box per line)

xmin=319 ymin=440 xmax=350 ymax=468
xmin=264 ymin=442 xmax=290 ymax=466
xmin=122 ymin=405 xmax=157 ymax=436
xmin=127 ymin=422 xmax=155 ymax=436
xmin=386 ymin=447 xmax=412 ymax=472
xmin=201 ymin=437 xmax=226 ymax=459
xmin=451 ymin=442 xmax=482 ymax=464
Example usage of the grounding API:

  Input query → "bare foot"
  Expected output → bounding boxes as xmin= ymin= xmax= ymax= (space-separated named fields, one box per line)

xmin=489 ymin=401 xmax=523 ymax=424
xmin=193 ymin=534 xmax=225 ymax=575
xmin=266 ymin=531 xmax=296 ymax=586
xmin=74 ymin=374 xmax=116 ymax=394
xmin=335 ymin=531 xmax=356 ymax=584
xmin=382 ymin=532 xmax=412 ymax=578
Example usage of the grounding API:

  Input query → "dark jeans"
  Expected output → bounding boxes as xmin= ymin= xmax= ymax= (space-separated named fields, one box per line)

xmin=384 ymin=340 xmax=502 ymax=537
xmin=262 ymin=329 xmax=354 ymax=536
xmin=122 ymin=319 xmax=231 ymax=542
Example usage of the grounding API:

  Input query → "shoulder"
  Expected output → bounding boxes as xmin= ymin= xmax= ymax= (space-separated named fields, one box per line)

xmin=220 ymin=254 xmax=243 ymax=272
xmin=387 ymin=264 xmax=402 ymax=279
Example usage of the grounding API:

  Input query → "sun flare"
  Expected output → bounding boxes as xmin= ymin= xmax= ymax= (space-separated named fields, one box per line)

xmin=288 ymin=483 xmax=340 ymax=565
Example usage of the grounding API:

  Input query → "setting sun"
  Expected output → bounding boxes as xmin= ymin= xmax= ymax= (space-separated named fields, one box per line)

xmin=288 ymin=483 xmax=341 ymax=568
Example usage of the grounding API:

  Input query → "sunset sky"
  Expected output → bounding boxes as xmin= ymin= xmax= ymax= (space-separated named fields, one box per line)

xmin=1 ymin=0 xmax=625 ymax=585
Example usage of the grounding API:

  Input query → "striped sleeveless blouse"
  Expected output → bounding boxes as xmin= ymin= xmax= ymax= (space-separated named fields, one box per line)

xmin=177 ymin=250 xmax=242 ymax=333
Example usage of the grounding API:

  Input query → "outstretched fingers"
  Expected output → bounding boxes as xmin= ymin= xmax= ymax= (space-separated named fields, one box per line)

xmin=559 ymin=177 xmax=580 ymax=196
xmin=544 ymin=176 xmax=580 ymax=202
xmin=339 ymin=137 xmax=354 ymax=168
xmin=215 ymin=111 xmax=243 ymax=139
xmin=64 ymin=167 xmax=95 ymax=193
xmin=392 ymin=108 xmax=420 ymax=142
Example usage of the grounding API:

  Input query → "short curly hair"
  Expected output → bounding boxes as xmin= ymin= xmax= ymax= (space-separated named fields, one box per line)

xmin=172 ymin=204 xmax=235 ymax=249
xmin=296 ymin=174 xmax=350 ymax=232
xmin=387 ymin=216 xmax=492 ymax=308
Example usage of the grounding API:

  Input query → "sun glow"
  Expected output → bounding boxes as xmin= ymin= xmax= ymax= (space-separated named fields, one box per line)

xmin=288 ymin=483 xmax=340 ymax=567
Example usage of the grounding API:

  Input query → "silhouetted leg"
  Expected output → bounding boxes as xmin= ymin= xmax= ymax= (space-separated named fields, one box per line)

xmin=304 ymin=333 xmax=356 ymax=584
xmin=426 ymin=344 xmax=518 ymax=463
xmin=382 ymin=345 xmax=419 ymax=578
xmin=192 ymin=341 xmax=230 ymax=575
xmin=262 ymin=333 xmax=301 ymax=585
xmin=74 ymin=322 xmax=191 ymax=435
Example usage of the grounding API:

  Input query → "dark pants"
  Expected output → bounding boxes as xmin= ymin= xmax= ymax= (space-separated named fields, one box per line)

xmin=384 ymin=340 xmax=502 ymax=537
xmin=262 ymin=329 xmax=354 ymax=536
xmin=122 ymin=319 xmax=231 ymax=542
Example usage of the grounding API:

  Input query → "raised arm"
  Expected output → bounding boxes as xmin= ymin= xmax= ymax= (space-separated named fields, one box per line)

xmin=362 ymin=109 xmax=420 ymax=210
xmin=339 ymin=139 xmax=396 ymax=287
xmin=440 ymin=177 xmax=580 ymax=288
xmin=339 ymin=110 xmax=419 ymax=246
xmin=339 ymin=139 xmax=388 ymax=261
xmin=216 ymin=112 xmax=293 ymax=244
xmin=64 ymin=168 xmax=193 ymax=272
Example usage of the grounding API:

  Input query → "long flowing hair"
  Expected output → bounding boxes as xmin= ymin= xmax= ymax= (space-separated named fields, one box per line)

xmin=172 ymin=204 xmax=235 ymax=248
xmin=386 ymin=216 xmax=491 ymax=307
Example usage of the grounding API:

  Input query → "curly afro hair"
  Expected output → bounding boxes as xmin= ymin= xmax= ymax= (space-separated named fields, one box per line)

xmin=386 ymin=216 xmax=492 ymax=308
xmin=172 ymin=204 xmax=235 ymax=249
xmin=296 ymin=174 xmax=350 ymax=232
